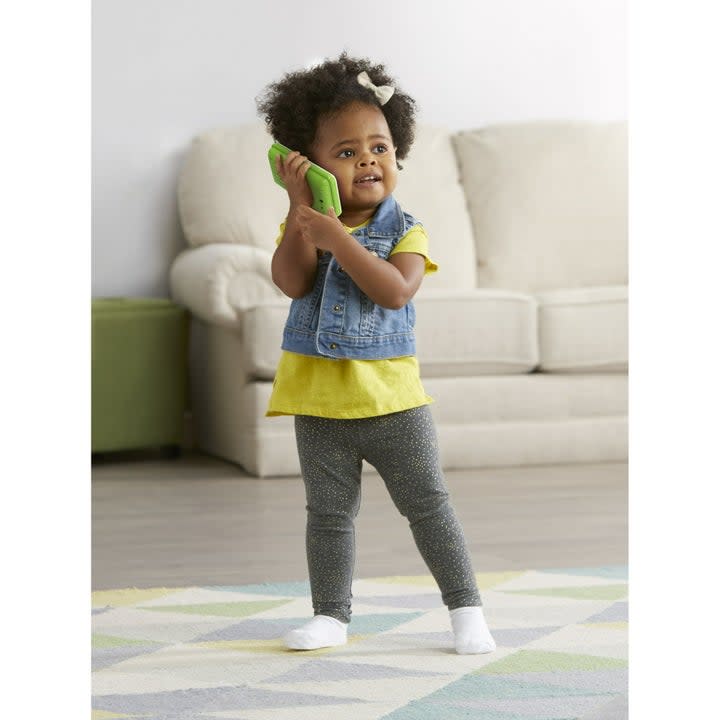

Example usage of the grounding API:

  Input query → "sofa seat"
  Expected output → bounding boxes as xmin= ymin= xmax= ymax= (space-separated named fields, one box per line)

xmin=241 ymin=288 xmax=539 ymax=380
xmin=538 ymin=285 xmax=628 ymax=372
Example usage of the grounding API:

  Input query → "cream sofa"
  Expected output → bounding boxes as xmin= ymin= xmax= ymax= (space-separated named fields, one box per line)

xmin=169 ymin=121 xmax=627 ymax=477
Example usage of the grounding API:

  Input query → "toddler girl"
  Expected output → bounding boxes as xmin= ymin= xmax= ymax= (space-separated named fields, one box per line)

xmin=256 ymin=53 xmax=495 ymax=655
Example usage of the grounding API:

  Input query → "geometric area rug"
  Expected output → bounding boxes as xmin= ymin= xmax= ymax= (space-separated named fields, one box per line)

xmin=92 ymin=565 xmax=628 ymax=720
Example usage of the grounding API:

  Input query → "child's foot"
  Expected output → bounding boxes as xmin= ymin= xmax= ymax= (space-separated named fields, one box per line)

xmin=283 ymin=615 xmax=348 ymax=650
xmin=450 ymin=606 xmax=496 ymax=655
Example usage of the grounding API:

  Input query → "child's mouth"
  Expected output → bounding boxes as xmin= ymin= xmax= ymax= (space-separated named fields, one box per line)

xmin=355 ymin=174 xmax=381 ymax=185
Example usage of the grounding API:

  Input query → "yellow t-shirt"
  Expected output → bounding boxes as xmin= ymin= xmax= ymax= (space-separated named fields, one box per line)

xmin=266 ymin=220 xmax=437 ymax=419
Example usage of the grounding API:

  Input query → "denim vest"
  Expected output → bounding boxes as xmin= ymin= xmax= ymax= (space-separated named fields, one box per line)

xmin=281 ymin=195 xmax=421 ymax=360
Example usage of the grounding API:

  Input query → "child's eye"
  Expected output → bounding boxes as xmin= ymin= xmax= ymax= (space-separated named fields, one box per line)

xmin=373 ymin=145 xmax=389 ymax=154
xmin=338 ymin=149 xmax=354 ymax=158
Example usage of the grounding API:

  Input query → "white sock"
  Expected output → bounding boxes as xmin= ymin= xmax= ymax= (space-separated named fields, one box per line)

xmin=450 ymin=606 xmax=496 ymax=655
xmin=283 ymin=615 xmax=348 ymax=650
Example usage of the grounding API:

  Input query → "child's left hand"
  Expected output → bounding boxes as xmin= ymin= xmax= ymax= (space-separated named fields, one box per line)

xmin=295 ymin=206 xmax=346 ymax=252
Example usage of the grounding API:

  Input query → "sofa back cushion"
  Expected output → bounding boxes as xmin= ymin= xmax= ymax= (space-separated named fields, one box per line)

xmin=453 ymin=122 xmax=627 ymax=293
xmin=394 ymin=126 xmax=477 ymax=292
xmin=178 ymin=123 xmax=477 ymax=291
xmin=178 ymin=124 xmax=289 ymax=255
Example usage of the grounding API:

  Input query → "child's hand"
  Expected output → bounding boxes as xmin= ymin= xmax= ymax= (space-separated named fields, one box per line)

xmin=276 ymin=150 xmax=314 ymax=208
xmin=295 ymin=206 xmax=345 ymax=252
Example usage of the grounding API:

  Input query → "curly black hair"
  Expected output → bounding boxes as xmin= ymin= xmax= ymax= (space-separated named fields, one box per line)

xmin=256 ymin=53 xmax=417 ymax=164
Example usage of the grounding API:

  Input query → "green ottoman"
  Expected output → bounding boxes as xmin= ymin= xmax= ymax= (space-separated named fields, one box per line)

xmin=92 ymin=298 xmax=189 ymax=453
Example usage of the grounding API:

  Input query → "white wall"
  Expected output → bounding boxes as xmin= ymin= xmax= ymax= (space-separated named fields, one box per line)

xmin=92 ymin=0 xmax=626 ymax=298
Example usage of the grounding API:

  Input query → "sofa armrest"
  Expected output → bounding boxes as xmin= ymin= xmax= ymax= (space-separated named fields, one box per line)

xmin=169 ymin=244 xmax=285 ymax=328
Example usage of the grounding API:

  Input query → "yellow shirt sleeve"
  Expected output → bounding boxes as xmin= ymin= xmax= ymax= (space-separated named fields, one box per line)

xmin=389 ymin=225 xmax=438 ymax=275
xmin=275 ymin=222 xmax=286 ymax=246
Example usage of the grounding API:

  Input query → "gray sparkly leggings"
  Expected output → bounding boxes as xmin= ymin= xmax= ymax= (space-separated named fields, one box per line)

xmin=294 ymin=405 xmax=482 ymax=623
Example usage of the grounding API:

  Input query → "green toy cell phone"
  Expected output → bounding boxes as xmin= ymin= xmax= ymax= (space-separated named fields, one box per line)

xmin=268 ymin=142 xmax=342 ymax=216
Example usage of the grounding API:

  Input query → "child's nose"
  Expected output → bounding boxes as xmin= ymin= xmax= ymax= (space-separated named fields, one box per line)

xmin=358 ymin=154 xmax=376 ymax=167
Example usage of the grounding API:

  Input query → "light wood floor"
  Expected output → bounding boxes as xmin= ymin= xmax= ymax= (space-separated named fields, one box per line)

xmin=92 ymin=452 xmax=627 ymax=591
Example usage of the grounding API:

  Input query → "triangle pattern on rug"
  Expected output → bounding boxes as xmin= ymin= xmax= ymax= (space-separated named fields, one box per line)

xmin=437 ymin=693 xmax=620 ymax=718
xmin=93 ymin=684 xmax=366 ymax=715
xmin=504 ymin=584 xmax=628 ymax=601
xmin=491 ymin=625 xmax=563 ymax=648
xmin=192 ymin=616 xmax=306 ymax=643
xmin=194 ymin=638 xmax=287 ymax=654
xmin=92 ymin=566 xmax=629 ymax=720
xmin=91 ymin=710 xmax=134 ymax=720
xmin=585 ymin=600 xmax=628 ymax=623
xmin=381 ymin=699 xmax=578 ymax=720
xmin=541 ymin=565 xmax=628 ymax=580
xmin=138 ymin=599 xmax=292 ymax=618
xmin=475 ymin=570 xmax=527 ymax=589
xmin=92 ymin=639 xmax=168 ymax=672
xmin=346 ymin=611 xmax=424 ymax=635
xmin=510 ymin=669 xmax=628 ymax=694
xmin=351 ymin=593 xmax=442 ymax=610
xmin=582 ymin=621 xmax=628 ymax=630
xmin=92 ymin=634 xmax=159 ymax=649
xmin=265 ymin=658 xmax=446 ymax=684
xmin=362 ymin=570 xmax=525 ymax=590
xmin=413 ymin=671 xmax=613 ymax=701
xmin=362 ymin=574 xmax=440 ymax=587
xmin=207 ymin=580 xmax=311 ymax=597
xmin=383 ymin=675 xmax=623 ymax=720
xmin=477 ymin=649 xmax=627 ymax=674
xmin=92 ymin=587 xmax=184 ymax=609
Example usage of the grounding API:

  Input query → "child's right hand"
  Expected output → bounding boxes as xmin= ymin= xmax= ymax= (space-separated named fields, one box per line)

xmin=275 ymin=150 xmax=314 ymax=209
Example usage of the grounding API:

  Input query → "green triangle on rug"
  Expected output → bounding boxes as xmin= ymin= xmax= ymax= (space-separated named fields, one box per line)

xmin=504 ymin=584 xmax=628 ymax=601
xmin=382 ymin=698 xmax=581 ymax=720
xmin=477 ymin=649 xmax=627 ymax=675
xmin=348 ymin=611 xmax=424 ymax=634
xmin=207 ymin=580 xmax=311 ymax=596
xmin=137 ymin=598 xmax=292 ymax=617
xmin=412 ymin=671 xmax=611 ymax=702
xmin=92 ymin=633 xmax=163 ymax=649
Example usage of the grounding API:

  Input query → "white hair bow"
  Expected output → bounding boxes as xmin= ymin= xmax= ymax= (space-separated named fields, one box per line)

xmin=357 ymin=71 xmax=395 ymax=105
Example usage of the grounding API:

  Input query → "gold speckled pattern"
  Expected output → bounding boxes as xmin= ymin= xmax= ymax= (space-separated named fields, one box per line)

xmin=295 ymin=406 xmax=482 ymax=623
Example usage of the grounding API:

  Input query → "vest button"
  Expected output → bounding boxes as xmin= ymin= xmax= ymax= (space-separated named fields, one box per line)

xmin=329 ymin=343 xmax=337 ymax=349
xmin=333 ymin=305 xmax=341 ymax=312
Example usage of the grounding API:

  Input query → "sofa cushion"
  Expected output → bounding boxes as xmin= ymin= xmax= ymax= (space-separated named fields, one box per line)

xmin=178 ymin=124 xmax=289 ymax=254
xmin=394 ymin=126 xmax=477 ymax=291
xmin=453 ymin=122 xmax=627 ymax=293
xmin=413 ymin=289 xmax=537 ymax=377
xmin=537 ymin=285 xmax=627 ymax=372
xmin=241 ymin=289 xmax=537 ymax=380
